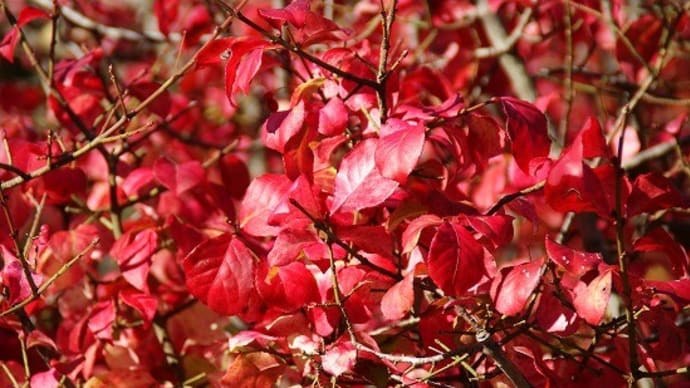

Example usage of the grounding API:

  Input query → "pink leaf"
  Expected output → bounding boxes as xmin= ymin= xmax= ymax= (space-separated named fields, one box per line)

xmin=183 ymin=234 xmax=256 ymax=316
xmin=494 ymin=259 xmax=543 ymax=316
xmin=375 ymin=119 xmax=425 ymax=183
xmin=380 ymin=273 xmax=414 ymax=321
xmin=238 ymin=174 xmax=292 ymax=237
xmin=322 ymin=340 xmax=357 ymax=377
xmin=330 ymin=139 xmax=399 ymax=214
xmin=318 ymin=97 xmax=348 ymax=136
xmin=261 ymin=100 xmax=306 ymax=153
xmin=427 ymin=222 xmax=485 ymax=296
xmin=573 ymin=270 xmax=612 ymax=325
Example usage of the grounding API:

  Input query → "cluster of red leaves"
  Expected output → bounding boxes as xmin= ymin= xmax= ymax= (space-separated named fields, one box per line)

xmin=1 ymin=0 xmax=690 ymax=386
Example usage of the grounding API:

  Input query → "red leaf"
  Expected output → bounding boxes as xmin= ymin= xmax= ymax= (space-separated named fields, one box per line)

xmin=153 ymin=158 xmax=206 ymax=196
xmin=534 ymin=284 xmax=579 ymax=335
xmin=17 ymin=7 xmax=50 ymax=25
xmin=111 ymin=229 xmax=158 ymax=291
xmin=318 ymin=97 xmax=348 ymax=136
xmin=322 ymin=339 xmax=357 ymax=377
xmin=466 ymin=113 xmax=503 ymax=171
xmin=153 ymin=0 xmax=179 ymax=36
xmin=261 ymin=100 xmax=306 ymax=153
xmin=627 ymin=173 xmax=684 ymax=217
xmin=494 ymin=259 xmax=543 ymax=316
xmin=239 ymin=174 xmax=292 ymax=237
xmin=375 ymin=119 xmax=425 ymax=183
xmin=196 ymin=37 xmax=234 ymax=67
xmin=1 ymin=247 xmax=44 ymax=305
xmin=573 ymin=270 xmax=612 ymax=325
xmin=219 ymin=155 xmax=251 ymax=199
xmin=129 ymin=81 xmax=171 ymax=117
xmin=183 ymin=234 xmax=257 ymax=315
xmin=427 ymin=221 xmax=485 ymax=296
xmin=88 ymin=301 xmax=116 ymax=339
xmin=645 ymin=279 xmax=690 ymax=302
xmin=120 ymin=290 xmax=158 ymax=327
xmin=0 ymin=28 xmax=20 ymax=63
xmin=0 ymin=7 xmax=50 ymax=62
xmin=258 ymin=0 xmax=310 ymax=28
xmin=545 ymin=237 xmax=602 ymax=278
xmin=256 ymin=261 xmax=319 ymax=311
xmin=634 ymin=228 xmax=688 ymax=278
xmin=267 ymin=219 xmax=322 ymax=267
xmin=330 ymin=139 xmax=399 ymax=214
xmin=380 ymin=272 xmax=414 ymax=321
xmin=121 ymin=167 xmax=155 ymax=197
xmin=499 ymin=97 xmax=550 ymax=174
xmin=402 ymin=214 xmax=443 ymax=254
xmin=545 ymin=118 xmax=613 ymax=216
xmin=225 ymin=38 xmax=269 ymax=106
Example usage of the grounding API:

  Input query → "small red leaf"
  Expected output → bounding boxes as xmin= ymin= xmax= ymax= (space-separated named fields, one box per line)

xmin=239 ymin=174 xmax=292 ymax=237
xmin=545 ymin=237 xmax=601 ymax=278
xmin=499 ymin=97 xmax=550 ymax=174
xmin=494 ymin=259 xmax=543 ymax=316
xmin=183 ymin=234 xmax=257 ymax=316
xmin=380 ymin=273 xmax=414 ymax=321
xmin=153 ymin=158 xmax=206 ymax=196
xmin=153 ymin=0 xmax=179 ymax=36
xmin=375 ymin=119 xmax=426 ymax=183
xmin=261 ymin=100 xmax=306 ymax=153
xmin=330 ymin=139 xmax=399 ymax=214
xmin=427 ymin=222 xmax=485 ymax=296
xmin=318 ymin=97 xmax=348 ymax=136
xmin=129 ymin=81 xmax=171 ymax=117
xmin=402 ymin=214 xmax=443 ymax=254
xmin=196 ymin=37 xmax=234 ymax=67
xmin=120 ymin=290 xmax=158 ymax=327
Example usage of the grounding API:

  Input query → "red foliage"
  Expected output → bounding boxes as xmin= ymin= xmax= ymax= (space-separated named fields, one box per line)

xmin=1 ymin=0 xmax=690 ymax=386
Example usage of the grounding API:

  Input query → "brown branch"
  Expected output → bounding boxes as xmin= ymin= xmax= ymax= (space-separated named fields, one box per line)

xmin=375 ymin=0 xmax=397 ymax=123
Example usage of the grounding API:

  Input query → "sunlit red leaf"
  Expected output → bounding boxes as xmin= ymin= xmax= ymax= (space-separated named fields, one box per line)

xmin=545 ymin=237 xmax=602 ymax=278
xmin=239 ymin=174 xmax=292 ymax=237
xmin=494 ymin=258 xmax=543 ymax=316
xmin=330 ymin=139 xmax=399 ymax=214
xmin=261 ymin=100 xmax=306 ymax=153
xmin=375 ymin=119 xmax=425 ymax=183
